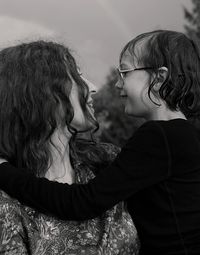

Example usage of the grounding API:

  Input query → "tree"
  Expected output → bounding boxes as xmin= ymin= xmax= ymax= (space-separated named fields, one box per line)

xmin=184 ymin=0 xmax=200 ymax=37
xmin=184 ymin=0 xmax=200 ymax=130
xmin=93 ymin=68 xmax=144 ymax=147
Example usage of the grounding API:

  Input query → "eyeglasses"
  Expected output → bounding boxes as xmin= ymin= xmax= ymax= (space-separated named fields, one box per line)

xmin=117 ymin=67 xmax=154 ymax=83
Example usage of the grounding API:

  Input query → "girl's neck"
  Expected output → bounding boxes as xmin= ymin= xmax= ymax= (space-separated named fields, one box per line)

xmin=45 ymin=128 xmax=75 ymax=184
xmin=145 ymin=101 xmax=187 ymax=121
xmin=148 ymin=111 xmax=186 ymax=121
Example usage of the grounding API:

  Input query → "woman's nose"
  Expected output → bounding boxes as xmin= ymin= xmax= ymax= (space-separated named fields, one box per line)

xmin=82 ymin=77 xmax=97 ymax=94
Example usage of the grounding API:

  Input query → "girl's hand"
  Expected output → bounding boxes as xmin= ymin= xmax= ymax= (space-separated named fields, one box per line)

xmin=0 ymin=158 xmax=8 ymax=164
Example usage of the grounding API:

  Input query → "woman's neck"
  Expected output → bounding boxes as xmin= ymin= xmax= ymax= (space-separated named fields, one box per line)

xmin=45 ymin=128 xmax=75 ymax=184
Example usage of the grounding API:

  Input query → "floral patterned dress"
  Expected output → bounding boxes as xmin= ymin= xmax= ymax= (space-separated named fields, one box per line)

xmin=0 ymin=143 xmax=139 ymax=254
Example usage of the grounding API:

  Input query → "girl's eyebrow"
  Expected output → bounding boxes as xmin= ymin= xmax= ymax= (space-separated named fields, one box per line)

xmin=119 ymin=63 xmax=129 ymax=69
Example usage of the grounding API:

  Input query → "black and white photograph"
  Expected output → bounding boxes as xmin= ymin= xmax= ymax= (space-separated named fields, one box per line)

xmin=0 ymin=1 xmax=199 ymax=254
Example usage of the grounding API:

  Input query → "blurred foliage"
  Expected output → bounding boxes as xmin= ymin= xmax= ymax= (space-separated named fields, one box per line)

xmin=93 ymin=68 xmax=144 ymax=147
xmin=184 ymin=0 xmax=200 ymax=38
xmin=184 ymin=0 xmax=200 ymax=130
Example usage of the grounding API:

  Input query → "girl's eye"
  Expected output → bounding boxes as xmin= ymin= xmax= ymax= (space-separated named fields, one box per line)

xmin=122 ymin=71 xmax=128 ymax=78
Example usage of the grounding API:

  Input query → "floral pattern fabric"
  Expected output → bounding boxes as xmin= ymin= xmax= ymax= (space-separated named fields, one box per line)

xmin=0 ymin=143 xmax=139 ymax=254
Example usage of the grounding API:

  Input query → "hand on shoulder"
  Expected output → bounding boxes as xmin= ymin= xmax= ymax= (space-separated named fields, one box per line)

xmin=0 ymin=158 xmax=8 ymax=164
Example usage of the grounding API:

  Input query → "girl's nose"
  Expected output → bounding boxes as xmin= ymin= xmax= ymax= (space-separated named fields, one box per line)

xmin=115 ymin=79 xmax=123 ymax=89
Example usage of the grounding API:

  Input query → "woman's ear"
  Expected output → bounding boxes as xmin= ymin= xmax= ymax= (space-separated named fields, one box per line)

xmin=153 ymin=66 xmax=168 ymax=92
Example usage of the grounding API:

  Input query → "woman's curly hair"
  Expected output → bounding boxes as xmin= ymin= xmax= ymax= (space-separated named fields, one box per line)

xmin=0 ymin=40 xmax=100 ymax=176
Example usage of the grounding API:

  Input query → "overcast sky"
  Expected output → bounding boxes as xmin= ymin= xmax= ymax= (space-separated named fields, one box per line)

xmin=0 ymin=0 xmax=192 ymax=88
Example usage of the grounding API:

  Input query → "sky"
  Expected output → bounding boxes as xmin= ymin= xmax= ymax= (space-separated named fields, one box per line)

xmin=0 ymin=0 xmax=192 ymax=88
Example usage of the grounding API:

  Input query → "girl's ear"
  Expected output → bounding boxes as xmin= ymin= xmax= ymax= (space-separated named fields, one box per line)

xmin=152 ymin=66 xmax=168 ymax=92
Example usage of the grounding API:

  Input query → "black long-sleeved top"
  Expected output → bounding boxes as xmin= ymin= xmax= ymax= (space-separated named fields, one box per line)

xmin=0 ymin=119 xmax=200 ymax=254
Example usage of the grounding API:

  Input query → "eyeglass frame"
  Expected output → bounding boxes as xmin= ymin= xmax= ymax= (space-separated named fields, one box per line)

xmin=117 ymin=67 xmax=155 ymax=82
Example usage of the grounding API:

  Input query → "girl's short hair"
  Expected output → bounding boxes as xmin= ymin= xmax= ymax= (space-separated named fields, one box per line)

xmin=0 ymin=41 xmax=98 ymax=176
xmin=120 ymin=30 xmax=200 ymax=118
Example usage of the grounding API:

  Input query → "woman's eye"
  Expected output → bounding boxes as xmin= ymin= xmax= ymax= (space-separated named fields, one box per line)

xmin=77 ymin=68 xmax=83 ymax=76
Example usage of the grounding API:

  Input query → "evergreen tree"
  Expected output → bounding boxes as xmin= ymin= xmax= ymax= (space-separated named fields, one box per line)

xmin=184 ymin=0 xmax=200 ymax=129
xmin=184 ymin=0 xmax=200 ymax=37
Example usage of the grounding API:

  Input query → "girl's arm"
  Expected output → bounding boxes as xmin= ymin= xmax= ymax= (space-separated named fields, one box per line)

xmin=0 ymin=159 xmax=7 ymax=164
xmin=0 ymin=121 xmax=169 ymax=220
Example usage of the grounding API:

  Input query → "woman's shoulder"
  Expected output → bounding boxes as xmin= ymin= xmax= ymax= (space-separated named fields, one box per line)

xmin=0 ymin=190 xmax=25 ymax=231
xmin=0 ymin=189 xmax=36 ymax=219
xmin=0 ymin=190 xmax=36 ymax=254
xmin=73 ymin=140 xmax=121 ymax=177
xmin=0 ymin=190 xmax=30 ymax=226
xmin=98 ymin=142 xmax=121 ymax=157
xmin=85 ymin=141 xmax=121 ymax=164
xmin=75 ymin=139 xmax=120 ymax=163
xmin=0 ymin=189 xmax=21 ymax=208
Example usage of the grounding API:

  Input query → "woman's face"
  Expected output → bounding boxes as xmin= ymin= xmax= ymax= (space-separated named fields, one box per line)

xmin=69 ymin=76 xmax=97 ymax=131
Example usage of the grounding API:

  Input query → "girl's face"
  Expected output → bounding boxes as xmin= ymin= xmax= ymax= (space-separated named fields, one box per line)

xmin=116 ymin=51 xmax=158 ymax=120
xmin=69 ymin=76 xmax=97 ymax=131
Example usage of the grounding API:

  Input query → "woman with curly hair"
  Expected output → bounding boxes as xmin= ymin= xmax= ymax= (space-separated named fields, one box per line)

xmin=0 ymin=41 xmax=139 ymax=254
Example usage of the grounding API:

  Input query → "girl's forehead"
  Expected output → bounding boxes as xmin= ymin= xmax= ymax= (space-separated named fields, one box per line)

xmin=120 ymin=39 xmax=147 ymax=67
xmin=120 ymin=49 xmax=139 ymax=68
xmin=120 ymin=53 xmax=134 ymax=68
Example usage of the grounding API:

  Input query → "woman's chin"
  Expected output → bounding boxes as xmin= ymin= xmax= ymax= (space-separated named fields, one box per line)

xmin=71 ymin=121 xmax=94 ymax=133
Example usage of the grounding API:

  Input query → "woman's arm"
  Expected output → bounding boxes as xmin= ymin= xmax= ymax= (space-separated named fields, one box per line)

xmin=0 ymin=122 xmax=170 ymax=220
